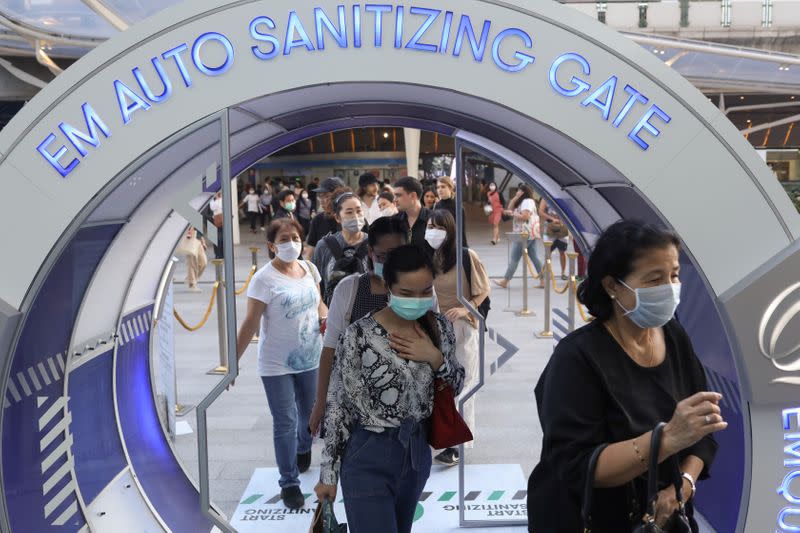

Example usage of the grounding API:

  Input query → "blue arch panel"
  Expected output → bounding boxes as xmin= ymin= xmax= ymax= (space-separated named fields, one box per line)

xmin=68 ymin=350 xmax=127 ymax=504
xmin=2 ymin=224 xmax=122 ymax=532
xmin=115 ymin=305 xmax=214 ymax=532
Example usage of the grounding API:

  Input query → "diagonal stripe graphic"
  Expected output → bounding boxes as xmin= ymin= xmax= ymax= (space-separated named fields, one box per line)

xmin=37 ymin=363 xmax=52 ymax=386
xmin=266 ymin=494 xmax=282 ymax=504
xmin=465 ymin=491 xmax=480 ymax=501
xmin=52 ymin=500 xmax=78 ymax=526
xmin=7 ymin=379 xmax=21 ymax=402
xmin=28 ymin=367 xmax=42 ymax=391
xmin=3 ymin=397 xmax=9 ymax=409
xmin=40 ymin=414 xmax=71 ymax=451
xmin=39 ymin=397 xmax=65 ymax=431
xmin=488 ymin=490 xmax=504 ymax=501
xmin=41 ymin=435 xmax=72 ymax=473
xmin=16 ymin=372 xmax=32 ymax=396
xmin=136 ymin=315 xmax=145 ymax=335
xmin=42 ymin=461 xmax=72 ymax=496
xmin=48 ymin=357 xmax=60 ymax=380
xmin=132 ymin=318 xmax=141 ymax=337
xmin=44 ymin=480 xmax=75 ymax=517
xmin=121 ymin=323 xmax=130 ymax=343
xmin=56 ymin=353 xmax=65 ymax=373
xmin=126 ymin=321 xmax=135 ymax=340
xmin=512 ymin=490 xmax=527 ymax=500
xmin=438 ymin=491 xmax=456 ymax=502
xmin=240 ymin=494 xmax=263 ymax=505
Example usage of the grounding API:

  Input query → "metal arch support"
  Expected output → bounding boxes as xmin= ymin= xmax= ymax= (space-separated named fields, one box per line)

xmin=0 ymin=14 xmax=103 ymax=49
xmin=194 ymin=109 xmax=238 ymax=533
xmin=79 ymin=0 xmax=130 ymax=32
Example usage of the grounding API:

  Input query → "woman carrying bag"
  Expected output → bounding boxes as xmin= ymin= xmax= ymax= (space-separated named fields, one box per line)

xmin=315 ymin=244 xmax=465 ymax=533
xmin=425 ymin=209 xmax=490 ymax=467
xmin=527 ymin=220 xmax=725 ymax=532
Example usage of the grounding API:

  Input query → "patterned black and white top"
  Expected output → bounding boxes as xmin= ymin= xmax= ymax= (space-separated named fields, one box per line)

xmin=320 ymin=312 xmax=464 ymax=485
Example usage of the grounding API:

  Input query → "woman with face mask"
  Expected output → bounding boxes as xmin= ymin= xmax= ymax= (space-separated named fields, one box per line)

xmin=315 ymin=244 xmax=464 ymax=533
xmin=528 ymin=220 xmax=724 ymax=533
xmin=235 ymin=218 xmax=327 ymax=510
xmin=376 ymin=191 xmax=398 ymax=219
xmin=425 ymin=209 xmax=490 ymax=467
xmin=485 ymin=181 xmax=505 ymax=245
xmin=311 ymin=192 xmax=369 ymax=295
xmin=309 ymin=216 xmax=429 ymax=436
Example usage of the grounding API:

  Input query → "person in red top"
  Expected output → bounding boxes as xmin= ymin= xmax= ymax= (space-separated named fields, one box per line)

xmin=486 ymin=182 xmax=505 ymax=245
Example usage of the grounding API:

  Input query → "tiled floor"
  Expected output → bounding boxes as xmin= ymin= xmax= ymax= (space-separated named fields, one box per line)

xmin=170 ymin=208 xmax=576 ymax=527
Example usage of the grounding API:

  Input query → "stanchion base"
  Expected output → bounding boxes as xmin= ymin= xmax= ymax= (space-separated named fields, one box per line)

xmin=515 ymin=309 xmax=537 ymax=317
xmin=175 ymin=403 xmax=194 ymax=417
xmin=206 ymin=366 xmax=229 ymax=376
xmin=535 ymin=331 xmax=554 ymax=339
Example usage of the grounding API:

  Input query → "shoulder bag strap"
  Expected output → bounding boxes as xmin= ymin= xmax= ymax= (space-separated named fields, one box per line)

xmin=646 ymin=422 xmax=667 ymax=520
xmin=582 ymin=443 xmax=610 ymax=531
xmin=462 ymin=248 xmax=474 ymax=294
xmin=323 ymin=234 xmax=344 ymax=260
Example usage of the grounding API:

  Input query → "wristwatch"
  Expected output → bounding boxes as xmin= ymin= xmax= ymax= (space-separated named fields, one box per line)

xmin=681 ymin=472 xmax=696 ymax=500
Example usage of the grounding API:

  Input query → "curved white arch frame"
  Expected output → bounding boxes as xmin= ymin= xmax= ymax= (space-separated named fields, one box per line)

xmin=0 ymin=0 xmax=798 ymax=531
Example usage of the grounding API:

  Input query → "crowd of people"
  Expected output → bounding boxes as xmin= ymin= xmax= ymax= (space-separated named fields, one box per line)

xmin=189 ymin=171 xmax=722 ymax=533
xmin=231 ymin=173 xmax=492 ymax=532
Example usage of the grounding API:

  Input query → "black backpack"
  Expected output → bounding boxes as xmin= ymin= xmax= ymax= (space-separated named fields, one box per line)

xmin=463 ymin=248 xmax=491 ymax=320
xmin=322 ymin=234 xmax=369 ymax=306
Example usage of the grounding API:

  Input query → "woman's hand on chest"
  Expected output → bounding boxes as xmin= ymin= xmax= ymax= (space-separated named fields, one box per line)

xmin=388 ymin=323 xmax=444 ymax=371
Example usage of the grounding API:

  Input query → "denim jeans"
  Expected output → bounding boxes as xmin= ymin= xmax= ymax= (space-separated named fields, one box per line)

xmin=503 ymin=238 xmax=543 ymax=281
xmin=261 ymin=369 xmax=318 ymax=488
xmin=340 ymin=419 xmax=431 ymax=533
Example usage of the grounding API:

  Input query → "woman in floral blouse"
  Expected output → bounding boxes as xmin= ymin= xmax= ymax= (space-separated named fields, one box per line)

xmin=314 ymin=244 xmax=464 ymax=532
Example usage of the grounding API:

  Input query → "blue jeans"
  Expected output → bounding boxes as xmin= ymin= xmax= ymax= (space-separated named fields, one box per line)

xmin=503 ymin=239 xmax=543 ymax=281
xmin=261 ymin=369 xmax=318 ymax=488
xmin=340 ymin=419 xmax=431 ymax=533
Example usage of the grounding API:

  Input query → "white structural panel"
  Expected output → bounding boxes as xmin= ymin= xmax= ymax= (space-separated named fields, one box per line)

xmin=0 ymin=1 xmax=799 ymax=532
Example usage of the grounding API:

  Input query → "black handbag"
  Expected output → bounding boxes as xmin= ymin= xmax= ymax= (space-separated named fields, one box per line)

xmin=632 ymin=422 xmax=691 ymax=533
xmin=581 ymin=443 xmax=609 ymax=532
xmin=581 ymin=423 xmax=691 ymax=533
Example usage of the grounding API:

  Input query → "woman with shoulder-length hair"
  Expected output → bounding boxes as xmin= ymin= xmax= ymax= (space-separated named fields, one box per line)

xmin=528 ymin=220 xmax=725 ymax=532
xmin=315 ymin=244 xmax=465 ymax=533
xmin=234 ymin=217 xmax=327 ymax=510
xmin=425 ymin=209 xmax=490 ymax=467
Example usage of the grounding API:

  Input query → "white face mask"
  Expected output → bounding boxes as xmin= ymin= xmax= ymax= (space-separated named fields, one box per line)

xmin=274 ymin=241 xmax=302 ymax=263
xmin=342 ymin=215 xmax=365 ymax=233
xmin=616 ymin=280 xmax=682 ymax=329
xmin=425 ymin=228 xmax=447 ymax=250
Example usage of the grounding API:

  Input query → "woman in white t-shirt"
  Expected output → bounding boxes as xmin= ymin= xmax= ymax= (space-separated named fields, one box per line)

xmin=235 ymin=218 xmax=328 ymax=510
xmin=492 ymin=184 xmax=545 ymax=289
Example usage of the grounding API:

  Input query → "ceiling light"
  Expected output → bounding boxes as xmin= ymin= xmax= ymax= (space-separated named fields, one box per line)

xmin=791 ymin=96 xmax=797 ymax=100
xmin=779 ymin=65 xmax=790 ymax=71
xmin=383 ymin=132 xmax=389 ymax=139
xmin=740 ymin=96 xmax=745 ymax=100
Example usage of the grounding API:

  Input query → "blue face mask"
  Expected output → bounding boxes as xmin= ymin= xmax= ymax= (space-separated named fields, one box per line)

xmin=389 ymin=292 xmax=433 ymax=321
xmin=616 ymin=280 xmax=682 ymax=329
xmin=373 ymin=261 xmax=384 ymax=279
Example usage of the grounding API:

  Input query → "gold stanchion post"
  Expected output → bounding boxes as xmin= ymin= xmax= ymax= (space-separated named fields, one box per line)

xmin=536 ymin=241 xmax=554 ymax=338
xmin=207 ymin=259 xmax=229 ymax=375
xmin=567 ymin=252 xmax=578 ymax=332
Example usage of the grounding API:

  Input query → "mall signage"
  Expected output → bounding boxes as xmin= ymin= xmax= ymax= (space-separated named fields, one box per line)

xmin=36 ymin=4 xmax=672 ymax=179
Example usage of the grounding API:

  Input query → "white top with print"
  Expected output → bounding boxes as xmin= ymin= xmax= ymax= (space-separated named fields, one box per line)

xmin=247 ymin=260 xmax=322 ymax=376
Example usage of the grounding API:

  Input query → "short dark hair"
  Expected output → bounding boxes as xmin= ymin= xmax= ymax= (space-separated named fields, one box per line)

xmin=577 ymin=220 xmax=681 ymax=321
xmin=378 ymin=190 xmax=395 ymax=203
xmin=394 ymin=176 xmax=423 ymax=199
xmin=278 ymin=189 xmax=295 ymax=203
xmin=266 ymin=218 xmax=304 ymax=258
xmin=367 ymin=216 xmax=407 ymax=248
xmin=383 ymin=244 xmax=435 ymax=289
